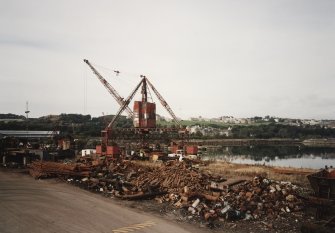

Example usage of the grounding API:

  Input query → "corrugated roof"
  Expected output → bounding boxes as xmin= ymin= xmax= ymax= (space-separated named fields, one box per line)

xmin=0 ymin=130 xmax=60 ymax=138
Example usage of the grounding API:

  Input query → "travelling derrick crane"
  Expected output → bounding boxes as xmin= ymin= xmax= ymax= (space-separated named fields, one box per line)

xmin=84 ymin=58 xmax=185 ymax=156
xmin=83 ymin=59 xmax=134 ymax=119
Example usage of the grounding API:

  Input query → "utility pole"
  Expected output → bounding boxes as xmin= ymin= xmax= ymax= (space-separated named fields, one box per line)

xmin=24 ymin=101 xmax=30 ymax=165
xmin=25 ymin=101 xmax=30 ymax=134
xmin=25 ymin=101 xmax=30 ymax=121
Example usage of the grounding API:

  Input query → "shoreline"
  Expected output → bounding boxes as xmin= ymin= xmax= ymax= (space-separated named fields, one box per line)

xmin=180 ymin=138 xmax=335 ymax=147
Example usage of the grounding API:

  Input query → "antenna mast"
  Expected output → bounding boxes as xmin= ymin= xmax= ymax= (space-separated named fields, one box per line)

xmin=25 ymin=101 xmax=30 ymax=119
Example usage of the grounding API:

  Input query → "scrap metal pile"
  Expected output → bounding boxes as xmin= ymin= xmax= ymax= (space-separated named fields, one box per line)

xmin=29 ymin=161 xmax=95 ymax=179
xmin=29 ymin=159 xmax=304 ymax=222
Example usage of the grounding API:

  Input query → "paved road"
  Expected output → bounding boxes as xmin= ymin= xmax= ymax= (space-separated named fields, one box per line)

xmin=0 ymin=170 xmax=203 ymax=233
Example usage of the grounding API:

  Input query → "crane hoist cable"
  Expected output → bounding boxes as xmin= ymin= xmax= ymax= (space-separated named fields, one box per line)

xmin=83 ymin=59 xmax=134 ymax=119
xmin=147 ymin=83 xmax=154 ymax=103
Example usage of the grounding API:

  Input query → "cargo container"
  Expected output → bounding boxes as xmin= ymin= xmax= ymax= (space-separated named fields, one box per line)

xmin=173 ymin=145 xmax=179 ymax=153
xmin=96 ymin=145 xmax=102 ymax=155
xmin=185 ymin=146 xmax=198 ymax=155
xmin=106 ymin=146 xmax=120 ymax=156
xmin=96 ymin=145 xmax=120 ymax=157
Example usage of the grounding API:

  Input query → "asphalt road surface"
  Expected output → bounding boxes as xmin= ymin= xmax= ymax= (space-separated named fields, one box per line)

xmin=0 ymin=169 xmax=205 ymax=233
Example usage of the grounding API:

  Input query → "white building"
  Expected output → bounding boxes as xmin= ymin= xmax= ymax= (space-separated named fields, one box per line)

xmin=81 ymin=149 xmax=96 ymax=156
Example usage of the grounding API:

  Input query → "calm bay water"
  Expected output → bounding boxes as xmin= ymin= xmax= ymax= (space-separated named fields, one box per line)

xmin=202 ymin=146 xmax=335 ymax=169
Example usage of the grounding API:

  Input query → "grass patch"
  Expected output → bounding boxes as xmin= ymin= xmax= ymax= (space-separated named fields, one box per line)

xmin=200 ymin=161 xmax=315 ymax=187
xmin=131 ymin=159 xmax=316 ymax=188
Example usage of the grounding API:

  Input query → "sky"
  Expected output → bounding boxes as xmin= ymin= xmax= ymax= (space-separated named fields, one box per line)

xmin=0 ymin=0 xmax=334 ymax=120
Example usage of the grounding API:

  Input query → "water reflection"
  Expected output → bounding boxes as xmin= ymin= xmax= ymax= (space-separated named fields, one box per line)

xmin=203 ymin=146 xmax=335 ymax=169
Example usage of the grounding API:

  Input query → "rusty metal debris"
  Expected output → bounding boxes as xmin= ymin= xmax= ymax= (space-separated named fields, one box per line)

xmin=301 ymin=167 xmax=335 ymax=232
xmin=29 ymin=159 xmax=306 ymax=223
xmin=29 ymin=160 xmax=97 ymax=179
xmin=307 ymin=168 xmax=335 ymax=199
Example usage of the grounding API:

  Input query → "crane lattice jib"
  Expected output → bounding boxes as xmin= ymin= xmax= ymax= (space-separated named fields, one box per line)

xmin=107 ymin=78 xmax=144 ymax=129
xmin=83 ymin=59 xmax=134 ymax=118
xmin=145 ymin=78 xmax=181 ymax=126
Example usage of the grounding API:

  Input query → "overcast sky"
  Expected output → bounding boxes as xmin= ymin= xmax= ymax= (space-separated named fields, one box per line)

xmin=0 ymin=0 xmax=334 ymax=120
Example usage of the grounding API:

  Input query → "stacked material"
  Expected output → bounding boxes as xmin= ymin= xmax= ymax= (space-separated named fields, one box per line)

xmin=82 ymin=160 xmax=304 ymax=221
xmin=72 ymin=160 xmax=221 ymax=199
xmin=130 ymin=161 xmax=217 ymax=193
xmin=29 ymin=161 xmax=93 ymax=178
xmin=29 ymin=159 xmax=304 ymax=222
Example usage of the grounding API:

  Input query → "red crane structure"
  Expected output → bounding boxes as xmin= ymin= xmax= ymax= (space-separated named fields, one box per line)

xmin=83 ymin=59 xmax=133 ymax=118
xmin=84 ymin=59 xmax=185 ymax=157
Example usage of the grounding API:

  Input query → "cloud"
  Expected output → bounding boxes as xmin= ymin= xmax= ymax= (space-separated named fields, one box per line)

xmin=0 ymin=36 xmax=54 ymax=50
xmin=0 ymin=0 xmax=334 ymax=119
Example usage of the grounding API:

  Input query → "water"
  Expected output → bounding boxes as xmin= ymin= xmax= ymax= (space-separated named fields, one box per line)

xmin=202 ymin=146 xmax=335 ymax=169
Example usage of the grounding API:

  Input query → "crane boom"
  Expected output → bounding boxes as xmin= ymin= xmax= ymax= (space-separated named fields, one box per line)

xmin=107 ymin=78 xmax=144 ymax=129
xmin=145 ymin=78 xmax=181 ymax=126
xmin=83 ymin=59 xmax=134 ymax=118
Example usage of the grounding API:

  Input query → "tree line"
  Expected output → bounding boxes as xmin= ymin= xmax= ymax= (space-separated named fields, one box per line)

xmin=231 ymin=124 xmax=335 ymax=139
xmin=1 ymin=114 xmax=335 ymax=139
